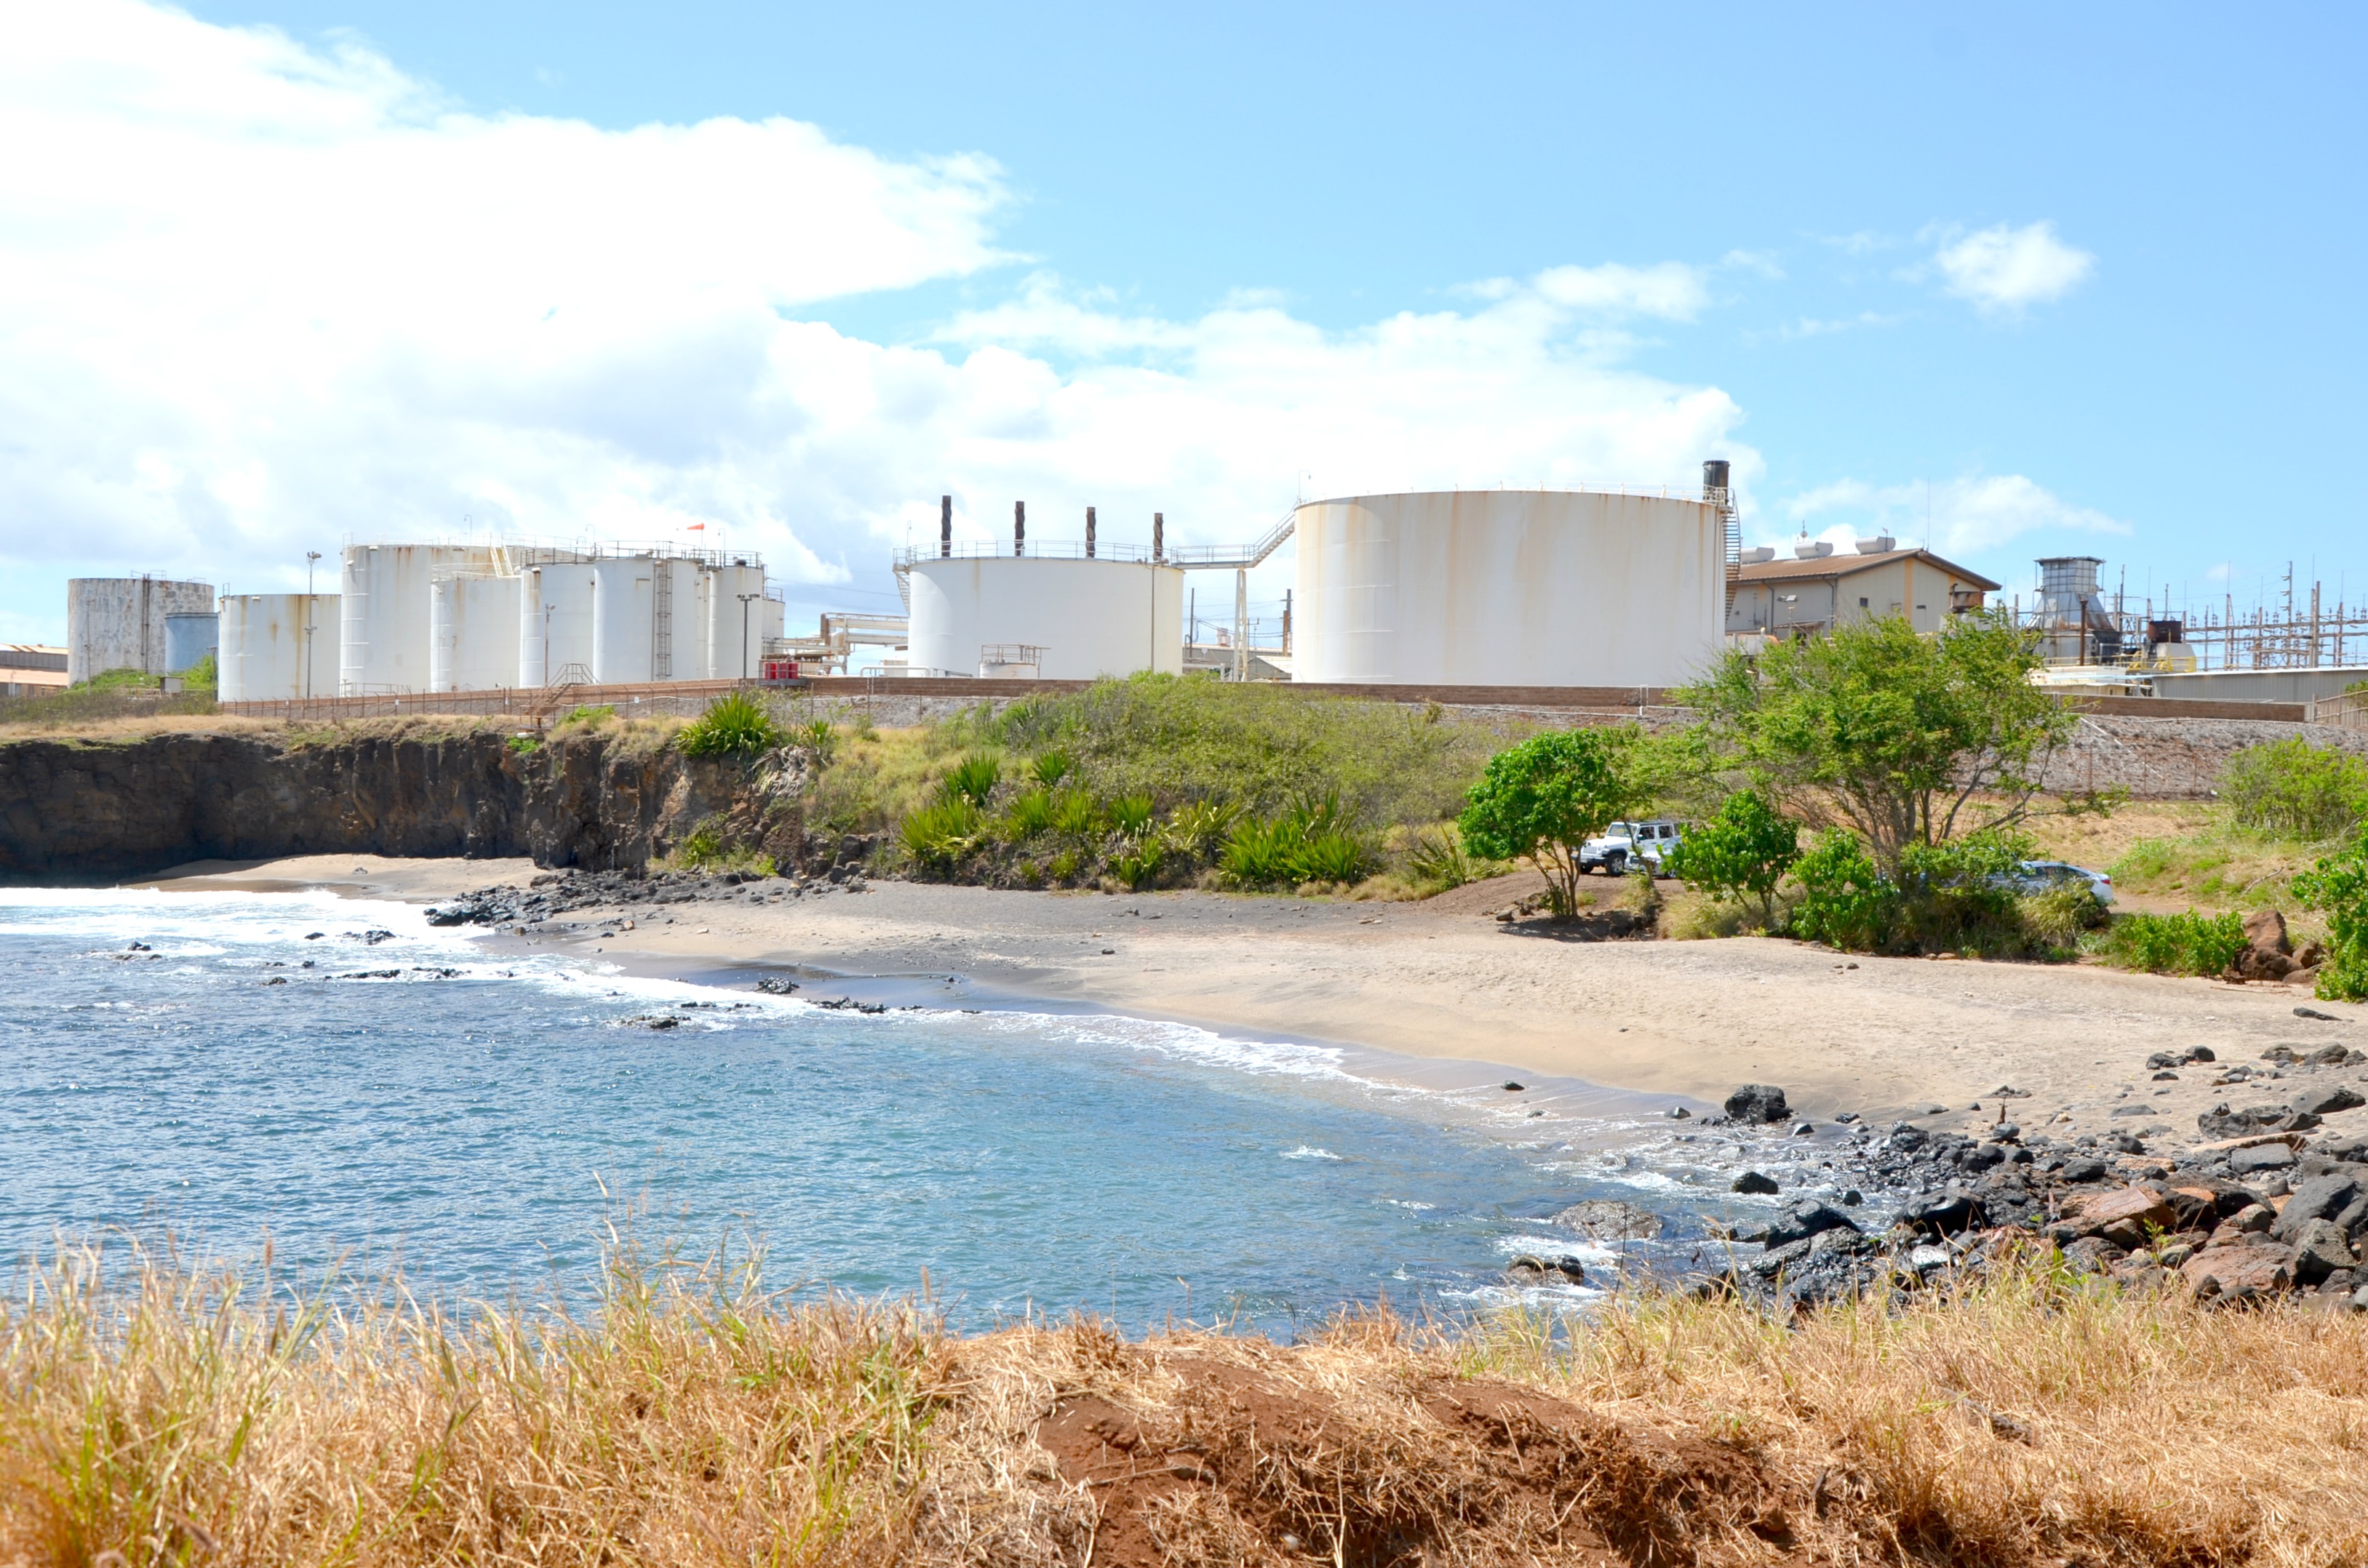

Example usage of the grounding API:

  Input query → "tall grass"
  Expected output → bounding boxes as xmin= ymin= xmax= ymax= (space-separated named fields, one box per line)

xmin=9 ymin=1245 xmax=2368 ymax=1566
xmin=2092 ymin=908 xmax=2249 ymax=976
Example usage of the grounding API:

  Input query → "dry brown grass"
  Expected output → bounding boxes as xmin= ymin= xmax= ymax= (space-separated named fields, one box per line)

xmin=7 ymin=1241 xmax=2368 ymax=1567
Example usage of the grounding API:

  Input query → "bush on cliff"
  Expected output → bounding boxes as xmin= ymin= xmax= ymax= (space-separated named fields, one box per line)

xmin=675 ymin=692 xmax=786 ymax=758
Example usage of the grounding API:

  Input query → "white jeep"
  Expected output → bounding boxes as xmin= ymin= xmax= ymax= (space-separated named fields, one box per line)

xmin=1579 ymin=819 xmax=1685 ymax=878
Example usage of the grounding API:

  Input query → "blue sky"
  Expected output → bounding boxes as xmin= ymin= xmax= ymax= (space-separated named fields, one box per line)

xmin=3 ymin=2 xmax=2361 ymax=640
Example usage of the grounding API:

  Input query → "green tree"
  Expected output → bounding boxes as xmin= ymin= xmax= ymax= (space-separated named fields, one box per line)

xmin=2294 ymin=834 xmax=2368 ymax=1001
xmin=1457 ymin=728 xmax=1641 ymax=914
xmin=1678 ymin=611 xmax=2082 ymax=873
xmin=1662 ymin=790 xmax=1798 ymax=927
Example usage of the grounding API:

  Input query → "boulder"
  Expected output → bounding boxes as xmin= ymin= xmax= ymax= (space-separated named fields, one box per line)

xmin=1550 ymin=1199 xmax=1663 ymax=1241
xmin=2182 ymin=1244 xmax=2295 ymax=1300
xmin=2289 ymin=1220 xmax=2359 ymax=1286
xmin=2060 ymin=1236 xmax=2128 ymax=1275
xmin=1730 ymin=1171 xmax=1779 ymax=1196
xmin=2293 ymin=1084 xmax=2367 ymax=1117
xmin=2274 ymin=1175 xmax=2363 ymax=1239
xmin=2060 ymin=1185 xmax=2175 ymax=1241
xmin=1763 ymin=1199 xmax=1859 ymax=1248
xmin=2058 ymin=1156 xmax=2110 ymax=1184
xmin=1507 ymin=1255 xmax=1588 ymax=1282
xmin=1723 ymin=1084 xmax=1790 ymax=1124
xmin=1900 ymin=1188 xmax=1989 ymax=1239
xmin=2201 ymin=1103 xmax=2321 ymax=1138
xmin=2231 ymin=1143 xmax=2300 ymax=1176
xmin=2224 ymin=1203 xmax=2277 ymax=1236
xmin=2223 ymin=909 xmax=2297 ymax=983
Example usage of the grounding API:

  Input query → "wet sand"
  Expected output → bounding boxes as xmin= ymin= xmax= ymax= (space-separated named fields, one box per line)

xmin=140 ymin=857 xmax=2366 ymax=1150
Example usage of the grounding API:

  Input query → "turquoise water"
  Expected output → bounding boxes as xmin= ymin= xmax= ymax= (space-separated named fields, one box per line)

xmin=0 ymin=889 xmax=1736 ymax=1333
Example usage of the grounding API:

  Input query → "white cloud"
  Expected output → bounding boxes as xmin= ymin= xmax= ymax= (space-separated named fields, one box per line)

xmin=0 ymin=0 xmax=1751 ymax=625
xmin=1930 ymin=221 xmax=2096 ymax=312
xmin=1772 ymin=475 xmax=2127 ymax=559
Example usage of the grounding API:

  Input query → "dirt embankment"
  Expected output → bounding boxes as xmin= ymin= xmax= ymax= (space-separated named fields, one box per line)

xmin=0 ymin=723 xmax=775 ymax=884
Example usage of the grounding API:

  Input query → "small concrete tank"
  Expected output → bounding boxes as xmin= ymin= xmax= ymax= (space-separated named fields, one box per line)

xmin=1291 ymin=489 xmax=1724 ymax=687
xmin=428 ymin=574 xmax=523 ymax=692
xmin=218 ymin=593 xmax=338 ymax=701
xmin=905 ymin=556 xmax=1184 ymax=679
xmin=519 ymin=563 xmax=599 ymax=687
xmin=65 ymin=577 xmax=215 ymax=683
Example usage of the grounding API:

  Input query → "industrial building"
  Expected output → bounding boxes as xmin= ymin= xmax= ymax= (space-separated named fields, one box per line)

xmin=1 ymin=644 xmax=69 ymax=697
xmin=1726 ymin=539 xmax=2000 ymax=641
xmin=65 ymin=577 xmax=217 ymax=684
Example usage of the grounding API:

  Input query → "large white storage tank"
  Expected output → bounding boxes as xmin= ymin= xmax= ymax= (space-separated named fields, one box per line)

xmin=427 ymin=574 xmax=522 ymax=692
xmin=703 ymin=562 xmax=771 ymax=680
xmin=519 ymin=562 xmax=599 ymax=687
xmin=905 ymin=558 xmax=1185 ymax=679
xmin=340 ymin=545 xmax=498 ymax=694
xmin=218 ymin=593 xmax=338 ymax=701
xmin=1291 ymin=489 xmax=1725 ymax=687
xmin=590 ymin=556 xmax=706 ymax=684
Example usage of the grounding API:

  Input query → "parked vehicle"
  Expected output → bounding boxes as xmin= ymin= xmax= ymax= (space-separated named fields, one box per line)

xmin=1993 ymin=859 xmax=2116 ymax=905
xmin=1579 ymin=819 xmax=1686 ymax=877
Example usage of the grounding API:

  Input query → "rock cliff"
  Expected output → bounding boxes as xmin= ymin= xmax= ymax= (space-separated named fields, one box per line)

xmin=0 ymin=724 xmax=752 ymax=884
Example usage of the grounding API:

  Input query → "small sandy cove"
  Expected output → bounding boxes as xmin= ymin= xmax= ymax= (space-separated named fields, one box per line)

xmin=145 ymin=855 xmax=2362 ymax=1146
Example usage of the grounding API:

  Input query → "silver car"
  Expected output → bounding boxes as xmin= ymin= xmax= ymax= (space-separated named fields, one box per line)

xmin=1998 ymin=860 xmax=2116 ymax=905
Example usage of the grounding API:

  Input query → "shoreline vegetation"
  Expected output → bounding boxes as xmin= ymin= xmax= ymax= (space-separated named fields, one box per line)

xmin=8 ymin=1240 xmax=2367 ymax=1567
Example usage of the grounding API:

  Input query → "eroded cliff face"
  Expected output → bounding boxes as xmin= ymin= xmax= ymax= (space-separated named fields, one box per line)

xmin=0 ymin=726 xmax=750 ymax=884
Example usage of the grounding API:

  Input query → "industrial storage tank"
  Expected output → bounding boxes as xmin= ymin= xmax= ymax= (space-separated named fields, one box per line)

xmin=1291 ymin=489 xmax=1725 ymax=687
xmin=427 ymin=574 xmax=523 ymax=692
xmin=905 ymin=556 xmax=1185 ymax=679
xmin=65 ymin=577 xmax=216 ymax=683
xmin=218 ymin=593 xmax=338 ymax=701
xmin=340 ymin=545 xmax=499 ymax=694
xmin=703 ymin=562 xmax=772 ymax=681
xmin=519 ymin=563 xmax=598 ymax=687
xmin=591 ymin=556 xmax=706 ymax=684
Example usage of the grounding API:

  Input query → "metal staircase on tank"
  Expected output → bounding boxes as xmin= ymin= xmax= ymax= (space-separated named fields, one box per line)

xmin=651 ymin=566 xmax=672 ymax=681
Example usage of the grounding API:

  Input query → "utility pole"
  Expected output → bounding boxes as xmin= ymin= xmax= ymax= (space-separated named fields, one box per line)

xmin=305 ymin=551 xmax=322 ymax=699
xmin=738 ymin=593 xmax=762 ymax=680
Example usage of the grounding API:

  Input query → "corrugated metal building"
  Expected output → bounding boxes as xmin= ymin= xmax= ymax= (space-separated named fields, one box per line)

xmin=1726 ymin=544 xmax=1999 ymax=640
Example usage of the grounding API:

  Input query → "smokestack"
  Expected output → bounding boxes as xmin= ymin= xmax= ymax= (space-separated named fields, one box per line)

xmin=939 ymin=495 xmax=951 ymax=559
xmin=1153 ymin=513 xmax=1163 ymax=562
xmin=1085 ymin=505 xmax=1096 ymax=559
xmin=1702 ymin=459 xmax=1731 ymax=502
xmin=1014 ymin=500 xmax=1025 ymax=557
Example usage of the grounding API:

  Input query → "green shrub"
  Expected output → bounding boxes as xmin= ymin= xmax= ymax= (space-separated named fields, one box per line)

xmin=899 ymin=799 xmax=984 ymax=871
xmin=1163 ymin=799 xmax=1240 ymax=861
xmin=1221 ymin=793 xmax=1376 ymax=889
xmin=796 ymin=717 xmax=840 ymax=762
xmin=557 ymin=704 xmax=617 ymax=729
xmin=677 ymin=693 xmax=787 ymax=758
xmin=941 ymin=752 xmax=1002 ymax=808
xmin=1052 ymin=791 xmax=1103 ymax=837
xmin=1787 ymin=831 xmax=1897 ymax=951
xmin=1047 ymin=849 xmax=1082 ymax=884
xmin=1003 ymin=788 xmax=1057 ymax=839
xmin=1112 ymin=840 xmax=1166 ymax=890
xmin=181 ymin=651 xmax=219 ymax=694
xmin=2293 ymin=835 xmax=2368 ymax=1001
xmin=506 ymin=733 xmax=539 ymax=755
xmin=1109 ymin=793 xmax=1155 ymax=836
xmin=1030 ymin=749 xmax=1073 ymax=787
xmin=668 ymin=816 xmax=776 ymax=876
xmin=1662 ymin=791 xmax=1798 ymax=923
xmin=1406 ymin=825 xmax=1476 ymax=891
xmin=2219 ymin=738 xmax=2368 ymax=841
xmin=2094 ymin=910 xmax=2248 ymax=977
xmin=81 ymin=666 xmax=161 ymax=691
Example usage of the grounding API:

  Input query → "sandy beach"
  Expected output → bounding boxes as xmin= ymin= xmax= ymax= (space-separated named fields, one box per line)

xmin=135 ymin=854 xmax=2367 ymax=1151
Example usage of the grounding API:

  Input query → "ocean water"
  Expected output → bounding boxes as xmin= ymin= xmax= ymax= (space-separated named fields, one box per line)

xmin=0 ymin=889 xmax=1777 ymax=1333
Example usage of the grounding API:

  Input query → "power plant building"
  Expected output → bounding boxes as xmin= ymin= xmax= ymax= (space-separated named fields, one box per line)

xmin=1726 ymin=541 xmax=1999 ymax=641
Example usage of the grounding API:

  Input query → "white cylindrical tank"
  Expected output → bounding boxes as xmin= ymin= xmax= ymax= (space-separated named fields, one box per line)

xmin=65 ymin=577 xmax=215 ymax=683
xmin=590 ymin=556 xmax=656 ymax=684
xmin=339 ymin=545 xmax=498 ymax=694
xmin=1291 ymin=490 xmax=1725 ymax=687
xmin=427 ymin=575 xmax=522 ymax=692
xmin=519 ymin=563 xmax=599 ymax=687
xmin=905 ymin=559 xmax=1185 ymax=680
xmin=704 ymin=563 xmax=770 ymax=681
xmin=218 ymin=593 xmax=339 ymax=701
